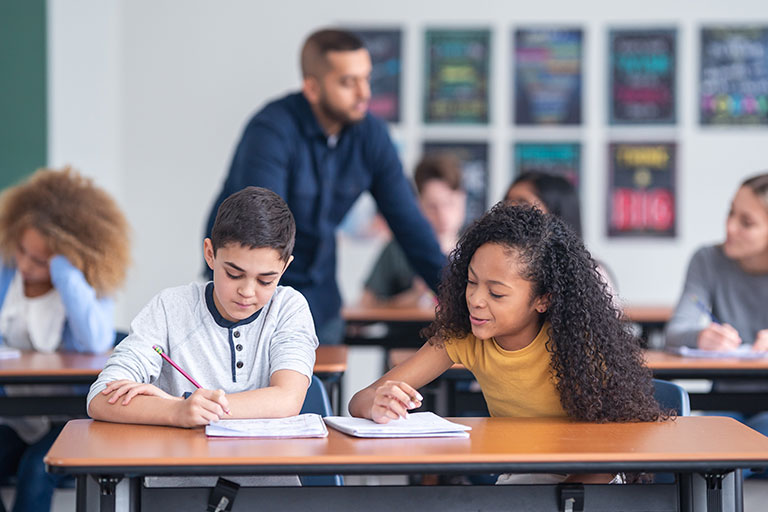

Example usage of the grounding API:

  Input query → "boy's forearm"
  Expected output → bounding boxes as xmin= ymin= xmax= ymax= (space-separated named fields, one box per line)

xmin=89 ymin=392 xmax=182 ymax=426
xmin=227 ymin=386 xmax=305 ymax=418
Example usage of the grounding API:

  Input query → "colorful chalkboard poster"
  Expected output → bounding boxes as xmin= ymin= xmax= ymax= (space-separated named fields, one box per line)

xmin=607 ymin=143 xmax=676 ymax=238
xmin=424 ymin=30 xmax=490 ymax=124
xmin=700 ymin=27 xmax=768 ymax=125
xmin=609 ymin=29 xmax=677 ymax=124
xmin=513 ymin=142 xmax=581 ymax=188
xmin=423 ymin=141 xmax=488 ymax=223
xmin=514 ymin=28 xmax=583 ymax=125
xmin=351 ymin=29 xmax=402 ymax=123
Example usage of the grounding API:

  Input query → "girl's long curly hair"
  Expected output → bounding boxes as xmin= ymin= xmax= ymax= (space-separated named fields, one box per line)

xmin=0 ymin=167 xmax=131 ymax=295
xmin=423 ymin=203 xmax=666 ymax=423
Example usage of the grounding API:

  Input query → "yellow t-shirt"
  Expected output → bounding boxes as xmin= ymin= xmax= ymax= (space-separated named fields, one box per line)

xmin=444 ymin=323 xmax=566 ymax=418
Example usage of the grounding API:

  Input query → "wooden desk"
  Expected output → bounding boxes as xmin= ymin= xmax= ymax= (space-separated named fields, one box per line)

xmin=46 ymin=417 xmax=768 ymax=512
xmin=624 ymin=305 xmax=674 ymax=346
xmin=645 ymin=349 xmax=768 ymax=415
xmin=0 ymin=347 xmax=348 ymax=417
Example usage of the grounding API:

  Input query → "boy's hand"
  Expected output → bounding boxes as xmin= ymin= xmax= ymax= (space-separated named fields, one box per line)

xmin=171 ymin=389 xmax=231 ymax=428
xmin=371 ymin=380 xmax=423 ymax=424
xmin=102 ymin=380 xmax=175 ymax=405
xmin=697 ymin=323 xmax=742 ymax=351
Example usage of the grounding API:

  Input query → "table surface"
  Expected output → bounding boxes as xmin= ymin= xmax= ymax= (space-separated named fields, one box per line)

xmin=45 ymin=416 xmax=768 ymax=475
xmin=0 ymin=345 xmax=348 ymax=378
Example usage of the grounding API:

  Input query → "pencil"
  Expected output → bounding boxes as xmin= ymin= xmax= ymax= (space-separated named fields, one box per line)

xmin=152 ymin=345 xmax=202 ymax=388
xmin=689 ymin=295 xmax=720 ymax=324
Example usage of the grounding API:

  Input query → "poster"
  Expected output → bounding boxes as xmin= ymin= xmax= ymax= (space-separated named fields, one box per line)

xmin=422 ymin=141 xmax=488 ymax=224
xmin=352 ymin=29 xmax=402 ymax=123
xmin=513 ymin=142 xmax=581 ymax=188
xmin=700 ymin=26 xmax=768 ymax=125
xmin=424 ymin=30 xmax=490 ymax=124
xmin=607 ymin=143 xmax=676 ymax=238
xmin=514 ymin=28 xmax=583 ymax=125
xmin=609 ymin=29 xmax=677 ymax=124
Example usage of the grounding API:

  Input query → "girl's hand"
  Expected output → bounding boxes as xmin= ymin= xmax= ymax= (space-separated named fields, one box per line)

xmin=697 ymin=323 xmax=742 ymax=351
xmin=752 ymin=330 xmax=768 ymax=352
xmin=102 ymin=380 xmax=175 ymax=405
xmin=371 ymin=380 xmax=423 ymax=424
xmin=170 ymin=389 xmax=231 ymax=428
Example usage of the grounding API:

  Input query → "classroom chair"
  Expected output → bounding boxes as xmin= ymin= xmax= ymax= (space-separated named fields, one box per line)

xmin=298 ymin=376 xmax=344 ymax=487
xmin=652 ymin=378 xmax=690 ymax=416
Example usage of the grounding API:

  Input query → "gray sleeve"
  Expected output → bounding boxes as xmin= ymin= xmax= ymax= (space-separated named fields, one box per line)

xmin=86 ymin=293 xmax=170 ymax=412
xmin=665 ymin=248 xmax=713 ymax=348
xmin=268 ymin=290 xmax=318 ymax=381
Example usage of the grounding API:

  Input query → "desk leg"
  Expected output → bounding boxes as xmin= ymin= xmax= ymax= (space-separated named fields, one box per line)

xmin=98 ymin=476 xmax=120 ymax=512
xmin=76 ymin=475 xmax=88 ymax=512
xmin=733 ymin=470 xmax=743 ymax=512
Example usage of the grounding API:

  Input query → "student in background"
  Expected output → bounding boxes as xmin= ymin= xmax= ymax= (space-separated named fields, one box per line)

xmin=360 ymin=154 xmax=466 ymax=308
xmin=89 ymin=187 xmax=316 ymax=433
xmin=505 ymin=172 xmax=617 ymax=294
xmin=666 ymin=173 xmax=768 ymax=352
xmin=0 ymin=168 xmax=130 ymax=512
xmin=350 ymin=204 xmax=664 ymax=483
xmin=665 ymin=173 xmax=768 ymax=475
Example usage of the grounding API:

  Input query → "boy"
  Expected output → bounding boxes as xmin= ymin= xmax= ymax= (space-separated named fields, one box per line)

xmin=88 ymin=187 xmax=317 ymax=427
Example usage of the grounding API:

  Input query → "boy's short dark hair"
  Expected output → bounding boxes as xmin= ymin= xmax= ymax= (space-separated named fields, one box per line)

xmin=414 ymin=154 xmax=464 ymax=195
xmin=211 ymin=187 xmax=295 ymax=261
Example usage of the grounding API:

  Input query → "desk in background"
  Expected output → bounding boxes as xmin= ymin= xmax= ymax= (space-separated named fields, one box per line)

xmin=344 ymin=304 xmax=674 ymax=348
xmin=46 ymin=416 xmax=767 ymax=512
xmin=645 ymin=350 xmax=768 ymax=415
xmin=0 ymin=347 xmax=348 ymax=417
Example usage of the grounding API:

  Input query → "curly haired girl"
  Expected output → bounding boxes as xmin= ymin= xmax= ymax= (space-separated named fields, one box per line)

xmin=350 ymin=203 xmax=665 ymax=482
xmin=0 ymin=167 xmax=130 ymax=512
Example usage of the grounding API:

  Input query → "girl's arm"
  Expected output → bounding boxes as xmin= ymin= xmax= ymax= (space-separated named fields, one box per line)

xmin=348 ymin=341 xmax=454 ymax=422
xmin=50 ymin=255 xmax=115 ymax=353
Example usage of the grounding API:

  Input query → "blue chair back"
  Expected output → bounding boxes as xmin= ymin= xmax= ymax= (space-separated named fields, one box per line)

xmin=299 ymin=376 xmax=343 ymax=486
xmin=652 ymin=379 xmax=690 ymax=416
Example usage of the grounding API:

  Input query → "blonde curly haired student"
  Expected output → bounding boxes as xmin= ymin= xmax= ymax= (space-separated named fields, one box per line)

xmin=0 ymin=167 xmax=130 ymax=512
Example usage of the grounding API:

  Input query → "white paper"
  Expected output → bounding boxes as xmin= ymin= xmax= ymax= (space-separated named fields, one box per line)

xmin=206 ymin=413 xmax=328 ymax=438
xmin=0 ymin=345 xmax=21 ymax=359
xmin=668 ymin=346 xmax=768 ymax=360
xmin=323 ymin=411 xmax=471 ymax=438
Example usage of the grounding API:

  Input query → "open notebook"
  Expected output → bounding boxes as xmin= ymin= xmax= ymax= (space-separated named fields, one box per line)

xmin=206 ymin=413 xmax=328 ymax=438
xmin=324 ymin=412 xmax=471 ymax=438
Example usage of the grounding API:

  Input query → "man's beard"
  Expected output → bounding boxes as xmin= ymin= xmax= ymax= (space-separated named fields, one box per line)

xmin=318 ymin=96 xmax=364 ymax=126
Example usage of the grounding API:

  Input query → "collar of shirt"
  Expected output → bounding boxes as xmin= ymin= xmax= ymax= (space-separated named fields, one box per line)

xmin=204 ymin=282 xmax=261 ymax=329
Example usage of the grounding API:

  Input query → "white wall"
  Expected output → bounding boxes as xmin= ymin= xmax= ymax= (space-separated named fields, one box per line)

xmin=49 ymin=0 xmax=768 ymax=329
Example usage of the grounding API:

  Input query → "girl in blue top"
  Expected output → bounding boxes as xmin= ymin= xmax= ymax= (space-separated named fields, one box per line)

xmin=0 ymin=167 xmax=130 ymax=512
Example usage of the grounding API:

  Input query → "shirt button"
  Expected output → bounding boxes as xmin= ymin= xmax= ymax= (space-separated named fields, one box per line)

xmin=233 ymin=331 xmax=240 ymax=338
xmin=236 ymin=344 xmax=243 ymax=351
xmin=236 ymin=361 xmax=244 ymax=369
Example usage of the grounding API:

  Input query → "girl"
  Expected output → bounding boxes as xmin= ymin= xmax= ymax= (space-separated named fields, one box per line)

xmin=350 ymin=204 xmax=663 ymax=475
xmin=0 ymin=167 xmax=130 ymax=512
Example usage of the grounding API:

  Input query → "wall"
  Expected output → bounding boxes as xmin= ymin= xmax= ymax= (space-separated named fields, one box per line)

xmin=48 ymin=0 xmax=768 ymax=328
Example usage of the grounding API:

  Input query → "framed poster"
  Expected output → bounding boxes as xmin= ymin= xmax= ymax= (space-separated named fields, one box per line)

xmin=607 ymin=143 xmax=676 ymax=238
xmin=423 ymin=141 xmax=488 ymax=224
xmin=514 ymin=28 xmax=583 ymax=125
xmin=700 ymin=26 xmax=768 ymax=125
xmin=513 ymin=142 xmax=581 ymax=188
xmin=351 ymin=28 xmax=402 ymax=123
xmin=424 ymin=29 xmax=490 ymax=124
xmin=609 ymin=28 xmax=677 ymax=124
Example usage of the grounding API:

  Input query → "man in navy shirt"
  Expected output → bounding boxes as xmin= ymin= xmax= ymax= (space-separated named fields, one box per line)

xmin=205 ymin=29 xmax=445 ymax=344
